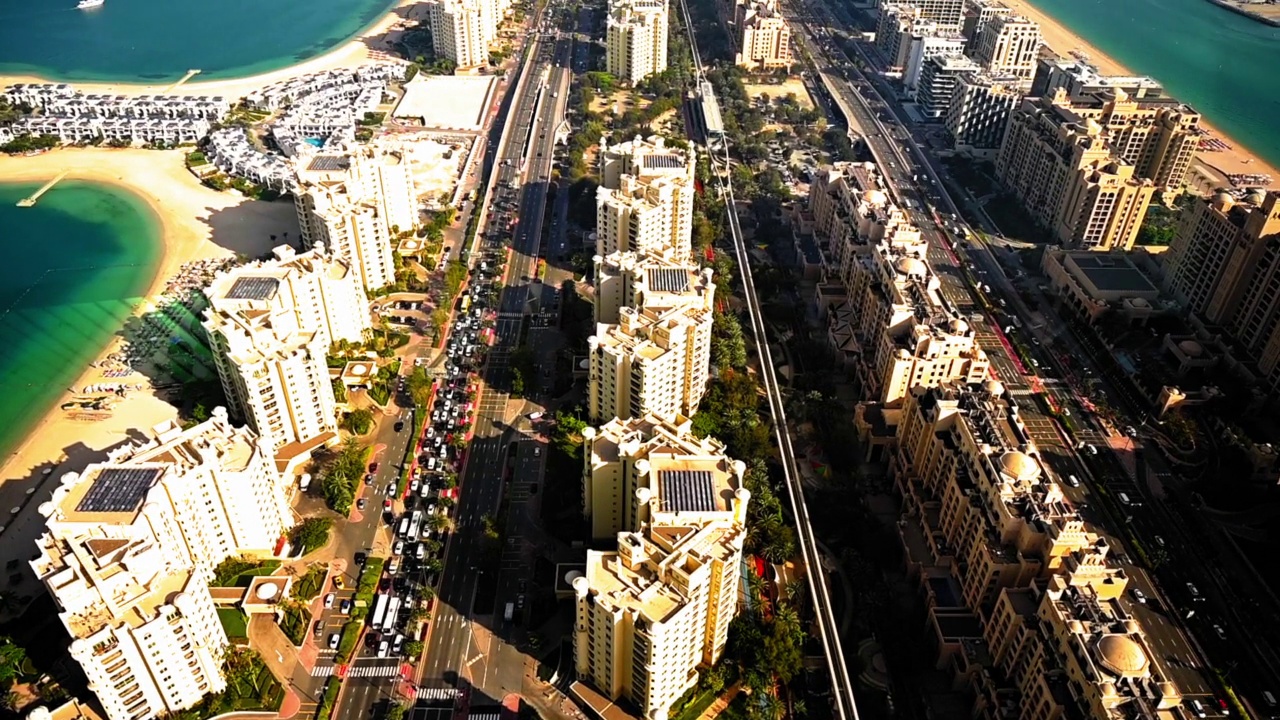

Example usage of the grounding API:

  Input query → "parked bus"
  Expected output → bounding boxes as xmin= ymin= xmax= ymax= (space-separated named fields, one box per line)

xmin=383 ymin=597 xmax=402 ymax=633
xmin=407 ymin=510 xmax=424 ymax=539
xmin=370 ymin=594 xmax=390 ymax=629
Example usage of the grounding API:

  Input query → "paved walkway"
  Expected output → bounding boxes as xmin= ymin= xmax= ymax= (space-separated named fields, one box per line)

xmin=696 ymin=683 xmax=742 ymax=720
xmin=247 ymin=615 xmax=303 ymax=688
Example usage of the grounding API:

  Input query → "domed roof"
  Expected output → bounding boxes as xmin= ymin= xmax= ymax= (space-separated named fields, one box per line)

xmin=1096 ymin=634 xmax=1149 ymax=676
xmin=1245 ymin=188 xmax=1267 ymax=206
xmin=1178 ymin=340 xmax=1204 ymax=358
xmin=1100 ymin=682 xmax=1118 ymax=698
xmin=863 ymin=189 xmax=888 ymax=205
xmin=999 ymin=450 xmax=1041 ymax=481
xmin=1130 ymin=297 xmax=1150 ymax=308
xmin=896 ymin=257 xmax=927 ymax=277
xmin=984 ymin=379 xmax=1005 ymax=397
xmin=949 ymin=317 xmax=969 ymax=334
xmin=1211 ymin=191 xmax=1234 ymax=209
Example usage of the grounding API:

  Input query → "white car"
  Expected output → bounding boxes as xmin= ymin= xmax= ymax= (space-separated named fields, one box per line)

xmin=323 ymin=593 xmax=335 ymax=609
xmin=394 ymin=541 xmax=404 ymax=555
xmin=1131 ymin=588 xmax=1147 ymax=604
xmin=328 ymin=633 xmax=340 ymax=650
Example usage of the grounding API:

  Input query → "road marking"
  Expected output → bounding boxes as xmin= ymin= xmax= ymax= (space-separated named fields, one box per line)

xmin=416 ymin=687 xmax=462 ymax=701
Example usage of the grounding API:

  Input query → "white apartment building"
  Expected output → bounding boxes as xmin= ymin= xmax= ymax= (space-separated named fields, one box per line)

xmin=29 ymin=410 xmax=291 ymax=720
xmin=204 ymin=244 xmax=371 ymax=351
xmin=295 ymin=144 xmax=417 ymax=293
xmin=597 ymin=136 xmax=696 ymax=261
xmin=918 ymin=53 xmax=980 ymax=118
xmin=573 ymin=415 xmax=749 ymax=720
xmin=946 ymin=72 xmax=1022 ymax=156
xmin=594 ymin=251 xmax=716 ymax=325
xmin=878 ymin=0 xmax=964 ymax=31
xmin=204 ymin=281 xmax=339 ymax=453
xmin=581 ymin=414 xmax=745 ymax=539
xmin=902 ymin=31 xmax=967 ymax=94
xmin=606 ymin=0 xmax=670 ymax=84
xmin=971 ymin=13 xmax=1041 ymax=84
xmin=427 ymin=0 xmax=491 ymax=68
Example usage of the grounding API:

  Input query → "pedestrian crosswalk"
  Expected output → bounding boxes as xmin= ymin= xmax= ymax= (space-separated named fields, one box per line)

xmin=310 ymin=664 xmax=402 ymax=678
xmin=417 ymin=687 xmax=461 ymax=701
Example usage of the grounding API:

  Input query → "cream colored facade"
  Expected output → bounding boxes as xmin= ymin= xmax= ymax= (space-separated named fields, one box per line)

xmin=587 ymin=287 xmax=715 ymax=424
xmin=573 ymin=414 xmax=749 ymax=720
xmin=1165 ymin=190 xmax=1280 ymax=391
xmin=593 ymin=251 xmax=716 ymax=325
xmin=205 ymin=278 xmax=339 ymax=452
xmin=878 ymin=0 xmax=965 ymax=30
xmin=295 ymin=144 xmax=417 ymax=293
xmin=970 ymin=13 xmax=1040 ymax=84
xmin=945 ymin=72 xmax=1021 ymax=156
xmin=581 ymin=414 xmax=745 ymax=539
xmin=204 ymin=244 xmax=371 ymax=351
xmin=996 ymin=95 xmax=1155 ymax=250
xmin=426 ymin=0 xmax=490 ymax=68
xmin=735 ymin=1 xmax=792 ymax=71
xmin=808 ymin=163 xmax=989 ymax=407
xmin=606 ymin=0 xmax=669 ymax=84
xmin=891 ymin=381 xmax=1182 ymax=720
xmin=29 ymin=410 xmax=291 ymax=720
xmin=597 ymin=136 xmax=696 ymax=262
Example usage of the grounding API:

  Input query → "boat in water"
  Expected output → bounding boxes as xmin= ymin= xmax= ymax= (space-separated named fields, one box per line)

xmin=77 ymin=0 xmax=105 ymax=9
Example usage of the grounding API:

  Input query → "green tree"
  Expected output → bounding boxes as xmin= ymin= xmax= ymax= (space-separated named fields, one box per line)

xmin=387 ymin=704 xmax=408 ymax=720
xmin=342 ymin=408 xmax=375 ymax=435
xmin=293 ymin=517 xmax=334 ymax=554
xmin=0 ymin=637 xmax=27 ymax=685
xmin=403 ymin=641 xmax=424 ymax=659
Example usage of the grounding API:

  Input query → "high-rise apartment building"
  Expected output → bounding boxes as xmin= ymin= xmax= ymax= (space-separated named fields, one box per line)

xmin=426 ymin=0 xmax=490 ymax=68
xmin=917 ymin=53 xmax=979 ymax=118
xmin=1030 ymin=57 xmax=1166 ymax=102
xmin=593 ymin=251 xmax=716 ymax=325
xmin=204 ymin=244 xmax=371 ymax=351
xmin=295 ymin=144 xmax=417 ymax=293
xmin=960 ymin=0 xmax=1010 ymax=48
xmin=204 ymin=271 xmax=339 ymax=453
xmin=902 ymin=32 xmax=967 ymax=94
xmin=31 ymin=411 xmax=292 ymax=720
xmin=996 ymin=96 xmax=1154 ymax=250
xmin=606 ymin=0 xmax=669 ymax=84
xmin=808 ymin=162 xmax=990 ymax=411
xmin=597 ymin=136 xmax=696 ymax=261
xmin=587 ymin=276 xmax=715 ymax=423
xmin=874 ymin=4 xmax=921 ymax=70
xmin=971 ymin=13 xmax=1040 ymax=84
xmin=1164 ymin=190 xmax=1280 ymax=390
xmin=573 ymin=415 xmax=749 ymax=720
xmin=892 ymin=381 xmax=1184 ymax=719
xmin=734 ymin=0 xmax=792 ymax=70
xmin=945 ymin=72 xmax=1022 ymax=156
xmin=581 ymin=413 xmax=744 ymax=539
xmin=878 ymin=0 xmax=965 ymax=30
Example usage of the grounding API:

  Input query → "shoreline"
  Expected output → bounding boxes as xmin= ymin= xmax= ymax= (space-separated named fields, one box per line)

xmin=0 ymin=0 xmax=416 ymax=99
xmin=0 ymin=147 xmax=294 ymax=502
xmin=1003 ymin=0 xmax=1280 ymax=186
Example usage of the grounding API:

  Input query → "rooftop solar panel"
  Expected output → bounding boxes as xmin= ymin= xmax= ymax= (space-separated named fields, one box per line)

xmin=659 ymin=470 xmax=717 ymax=513
xmin=645 ymin=154 xmax=684 ymax=170
xmin=77 ymin=467 xmax=161 ymax=513
xmin=307 ymin=155 xmax=349 ymax=172
xmin=647 ymin=268 xmax=690 ymax=294
xmin=225 ymin=276 xmax=280 ymax=301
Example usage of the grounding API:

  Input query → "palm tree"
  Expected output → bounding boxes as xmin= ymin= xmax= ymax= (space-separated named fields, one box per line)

xmin=0 ymin=591 xmax=19 ymax=616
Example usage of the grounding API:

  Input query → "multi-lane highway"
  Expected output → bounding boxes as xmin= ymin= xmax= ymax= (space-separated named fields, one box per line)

xmin=414 ymin=6 xmax=574 ymax=712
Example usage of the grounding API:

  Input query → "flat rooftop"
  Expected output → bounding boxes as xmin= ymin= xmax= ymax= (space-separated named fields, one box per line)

xmin=1069 ymin=254 xmax=1158 ymax=294
xmin=60 ymin=465 xmax=162 ymax=523
xmin=393 ymin=75 xmax=496 ymax=132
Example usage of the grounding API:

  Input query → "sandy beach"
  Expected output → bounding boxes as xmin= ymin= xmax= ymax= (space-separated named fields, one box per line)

xmin=1000 ymin=0 xmax=1280 ymax=186
xmin=0 ymin=0 xmax=418 ymax=100
xmin=0 ymin=148 xmax=296 ymax=510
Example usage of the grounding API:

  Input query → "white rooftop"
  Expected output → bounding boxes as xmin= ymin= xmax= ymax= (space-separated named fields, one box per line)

xmin=393 ymin=75 xmax=497 ymax=132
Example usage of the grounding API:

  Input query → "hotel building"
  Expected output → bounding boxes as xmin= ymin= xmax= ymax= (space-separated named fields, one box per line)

xmin=294 ymin=144 xmax=418 ymax=293
xmin=204 ymin=268 xmax=339 ymax=453
xmin=597 ymin=136 xmax=696 ymax=262
xmin=30 ymin=411 xmax=292 ymax=720
xmin=1164 ymin=190 xmax=1280 ymax=391
xmin=606 ymin=0 xmax=670 ymax=84
xmin=891 ymin=381 xmax=1183 ymax=719
xmin=593 ymin=251 xmax=716 ymax=325
xmin=969 ymin=13 xmax=1040 ymax=85
xmin=573 ymin=415 xmax=749 ymax=720
xmin=734 ymin=0 xmax=792 ymax=71
xmin=203 ymin=244 xmax=371 ymax=350
xmin=587 ymin=267 xmax=715 ymax=423
xmin=995 ymin=95 xmax=1155 ymax=250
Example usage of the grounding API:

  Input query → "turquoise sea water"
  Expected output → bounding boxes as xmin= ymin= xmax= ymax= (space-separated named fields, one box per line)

xmin=0 ymin=0 xmax=398 ymax=83
xmin=0 ymin=181 xmax=161 ymax=464
xmin=1022 ymin=0 xmax=1280 ymax=171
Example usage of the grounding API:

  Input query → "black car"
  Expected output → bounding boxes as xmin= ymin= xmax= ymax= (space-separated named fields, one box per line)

xmin=394 ymin=421 xmax=405 ymax=432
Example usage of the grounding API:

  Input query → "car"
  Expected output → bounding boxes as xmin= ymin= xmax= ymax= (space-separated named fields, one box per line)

xmin=1186 ymin=582 xmax=1202 ymax=600
xmin=369 ymin=462 xmax=379 ymax=472
xmin=534 ymin=446 xmax=541 ymax=457
xmin=1213 ymin=624 xmax=1227 ymax=640
xmin=394 ymin=540 xmax=404 ymax=555
xmin=332 ymin=576 xmax=346 ymax=590
xmin=1067 ymin=475 xmax=1080 ymax=488
xmin=340 ymin=599 xmax=352 ymax=614
xmin=356 ymin=498 xmax=366 ymax=510
xmin=1131 ymin=588 xmax=1146 ymax=604
xmin=393 ymin=634 xmax=405 ymax=655
xmin=395 ymin=421 xmax=405 ymax=432
xmin=313 ymin=620 xmax=325 ymax=638
xmin=378 ymin=640 xmax=390 ymax=658
xmin=1154 ymin=535 xmax=1166 ymax=548
xmin=324 ymin=593 xmax=335 ymax=609
xmin=328 ymin=633 xmax=340 ymax=650
xmin=354 ymin=551 xmax=367 ymax=566
xmin=411 ymin=480 xmax=420 ymax=493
